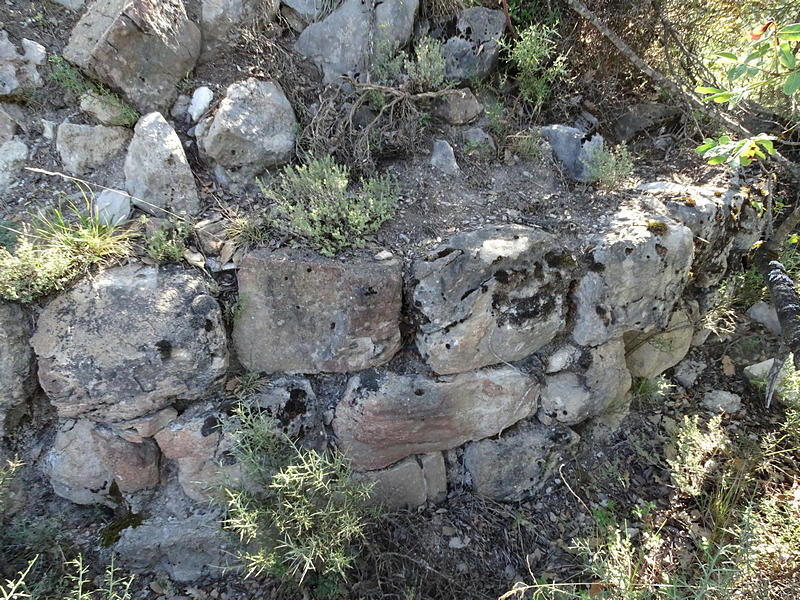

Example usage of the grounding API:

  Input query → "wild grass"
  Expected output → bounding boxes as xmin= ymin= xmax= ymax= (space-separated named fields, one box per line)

xmin=0 ymin=192 xmax=133 ymax=303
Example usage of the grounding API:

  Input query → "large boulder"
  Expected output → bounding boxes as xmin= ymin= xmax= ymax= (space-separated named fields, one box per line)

xmin=442 ymin=8 xmax=505 ymax=81
xmin=64 ymin=0 xmax=201 ymax=113
xmin=540 ymin=125 xmax=604 ymax=182
xmin=56 ymin=123 xmax=131 ymax=175
xmin=31 ymin=265 xmax=228 ymax=423
xmin=0 ymin=301 xmax=35 ymax=437
xmin=333 ymin=367 xmax=538 ymax=470
xmin=464 ymin=420 xmax=578 ymax=501
xmin=571 ymin=208 xmax=693 ymax=346
xmin=233 ymin=249 xmax=402 ymax=374
xmin=295 ymin=0 xmax=417 ymax=83
xmin=412 ymin=225 xmax=574 ymax=374
xmin=539 ymin=339 xmax=632 ymax=425
xmin=196 ymin=79 xmax=296 ymax=186
xmin=45 ymin=419 xmax=160 ymax=505
xmin=124 ymin=112 xmax=199 ymax=218
xmin=0 ymin=31 xmax=45 ymax=97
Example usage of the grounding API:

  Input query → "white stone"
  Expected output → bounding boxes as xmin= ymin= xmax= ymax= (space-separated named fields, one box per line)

xmin=188 ymin=86 xmax=213 ymax=122
xmin=702 ymin=390 xmax=741 ymax=413
xmin=747 ymin=301 xmax=781 ymax=336
xmin=94 ymin=189 xmax=131 ymax=226
xmin=431 ymin=139 xmax=459 ymax=175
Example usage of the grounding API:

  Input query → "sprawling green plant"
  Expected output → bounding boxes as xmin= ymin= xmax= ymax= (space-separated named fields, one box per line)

xmin=581 ymin=143 xmax=634 ymax=190
xmin=504 ymin=24 xmax=568 ymax=110
xmin=263 ymin=156 xmax=398 ymax=256
xmin=223 ymin=403 xmax=373 ymax=587
xmin=405 ymin=36 xmax=448 ymax=93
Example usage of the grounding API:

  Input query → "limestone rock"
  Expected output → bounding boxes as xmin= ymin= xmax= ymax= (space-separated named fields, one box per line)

xmin=248 ymin=377 xmax=325 ymax=444
xmin=31 ymin=265 xmax=228 ymax=423
xmin=412 ymin=225 xmax=573 ymax=374
xmin=116 ymin=512 xmax=230 ymax=581
xmin=747 ymin=301 xmax=781 ymax=335
xmin=702 ymin=390 xmax=741 ymax=414
xmin=45 ymin=419 xmax=160 ymax=505
xmin=355 ymin=457 xmax=427 ymax=510
xmin=611 ymin=103 xmax=681 ymax=142
xmin=125 ymin=112 xmax=199 ymax=218
xmin=540 ymin=125 xmax=604 ymax=182
xmin=295 ymin=0 xmax=417 ymax=83
xmin=674 ymin=358 xmax=706 ymax=389
xmin=442 ymin=8 xmax=505 ymax=81
xmin=64 ymin=0 xmax=201 ymax=113
xmin=188 ymin=86 xmax=213 ymax=122
xmin=201 ymin=0 xmax=276 ymax=59
xmin=434 ymin=89 xmax=482 ymax=124
xmin=233 ymin=249 xmax=402 ymax=374
xmin=0 ymin=301 xmax=35 ymax=437
xmin=635 ymin=181 xmax=749 ymax=288
xmin=743 ymin=358 xmax=796 ymax=405
xmin=464 ymin=420 xmax=578 ymax=501
xmin=333 ymin=367 xmax=538 ymax=470
xmin=539 ymin=339 xmax=631 ymax=426
xmin=463 ymin=127 xmax=496 ymax=155
xmin=0 ymin=104 xmax=17 ymax=145
xmin=154 ymin=404 xmax=239 ymax=503
xmin=0 ymin=31 xmax=45 ymax=97
xmin=79 ymin=90 xmax=135 ymax=127
xmin=94 ymin=189 xmax=131 ymax=226
xmin=196 ymin=79 xmax=296 ymax=185
xmin=115 ymin=407 xmax=178 ymax=443
xmin=430 ymin=139 xmax=459 ymax=175
xmin=56 ymin=123 xmax=131 ymax=175
xmin=624 ymin=309 xmax=693 ymax=379
xmin=0 ymin=137 xmax=28 ymax=190
xmin=572 ymin=209 xmax=694 ymax=346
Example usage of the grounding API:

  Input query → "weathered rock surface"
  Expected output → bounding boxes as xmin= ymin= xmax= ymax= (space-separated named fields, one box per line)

xmin=188 ymin=86 xmax=213 ymax=122
xmin=355 ymin=453 xmax=447 ymax=510
xmin=625 ymin=308 xmax=693 ymax=379
xmin=56 ymin=123 xmax=131 ymax=175
xmin=747 ymin=301 xmax=781 ymax=335
xmin=200 ymin=0 xmax=275 ymax=59
xmin=430 ymin=139 xmax=459 ymax=175
xmin=412 ymin=225 xmax=573 ymax=374
xmin=0 ymin=137 xmax=27 ymax=190
xmin=463 ymin=127 xmax=496 ymax=155
xmin=45 ymin=419 xmax=160 ymax=505
xmin=116 ymin=512 xmax=229 ymax=581
xmin=636 ymin=181 xmax=749 ymax=288
xmin=674 ymin=358 xmax=706 ymax=389
xmin=233 ymin=249 xmax=402 ymax=374
xmin=334 ymin=367 xmax=538 ymax=470
xmin=115 ymin=406 xmax=178 ymax=443
xmin=572 ymin=209 xmax=694 ymax=346
xmin=154 ymin=404 xmax=239 ymax=503
xmin=743 ymin=358 xmax=794 ymax=404
xmin=702 ymin=390 xmax=742 ymax=413
xmin=196 ymin=79 xmax=296 ymax=185
xmin=64 ymin=0 xmax=201 ymax=112
xmin=248 ymin=377 xmax=325 ymax=443
xmin=0 ymin=301 xmax=35 ymax=437
xmin=31 ymin=265 xmax=228 ymax=423
xmin=0 ymin=31 xmax=45 ymax=97
xmin=611 ymin=103 xmax=681 ymax=142
xmin=464 ymin=420 xmax=578 ymax=501
xmin=295 ymin=0 xmax=417 ymax=82
xmin=539 ymin=339 xmax=631 ymax=425
xmin=540 ymin=125 xmax=603 ymax=182
xmin=79 ymin=90 xmax=135 ymax=126
xmin=125 ymin=112 xmax=199 ymax=218
xmin=94 ymin=188 xmax=131 ymax=226
xmin=442 ymin=8 xmax=505 ymax=81
xmin=0 ymin=104 xmax=17 ymax=145
xmin=435 ymin=89 xmax=483 ymax=124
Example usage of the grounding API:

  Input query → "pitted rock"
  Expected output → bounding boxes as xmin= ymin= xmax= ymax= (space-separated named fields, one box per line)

xmin=0 ymin=301 xmax=35 ymax=437
xmin=539 ymin=339 xmax=631 ymax=426
xmin=31 ymin=264 xmax=228 ymax=423
xmin=412 ymin=225 xmax=573 ymax=374
xmin=572 ymin=208 xmax=693 ymax=347
xmin=233 ymin=249 xmax=402 ymax=374
xmin=442 ymin=8 xmax=505 ymax=81
xmin=56 ymin=122 xmax=131 ymax=175
xmin=333 ymin=367 xmax=538 ymax=470
xmin=624 ymin=308 xmax=693 ymax=379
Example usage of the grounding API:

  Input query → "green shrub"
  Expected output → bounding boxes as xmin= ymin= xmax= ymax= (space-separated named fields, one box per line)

xmin=405 ymin=37 xmax=448 ymax=92
xmin=144 ymin=226 xmax=186 ymax=265
xmin=223 ymin=403 xmax=373 ymax=586
xmin=0 ymin=199 xmax=132 ymax=303
xmin=581 ymin=143 xmax=634 ymax=190
xmin=504 ymin=24 xmax=568 ymax=110
xmin=263 ymin=156 xmax=398 ymax=256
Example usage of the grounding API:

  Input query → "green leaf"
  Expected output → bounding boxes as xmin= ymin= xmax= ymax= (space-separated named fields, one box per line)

xmin=778 ymin=23 xmax=800 ymax=41
xmin=708 ymin=155 xmax=728 ymax=165
xmin=712 ymin=92 xmax=732 ymax=103
xmin=757 ymin=139 xmax=776 ymax=155
xmin=779 ymin=43 xmax=797 ymax=69
xmin=715 ymin=51 xmax=738 ymax=62
xmin=696 ymin=86 xmax=724 ymax=95
xmin=727 ymin=64 xmax=747 ymax=81
xmin=783 ymin=70 xmax=800 ymax=96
